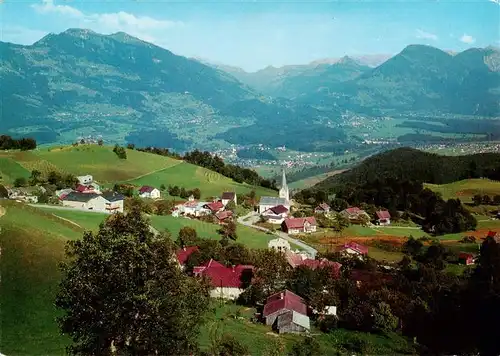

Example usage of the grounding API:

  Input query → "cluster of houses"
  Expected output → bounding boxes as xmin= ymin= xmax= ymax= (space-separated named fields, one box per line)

xmin=173 ymin=236 xmax=372 ymax=334
xmin=57 ymin=175 xmax=125 ymax=214
xmin=172 ymin=191 xmax=237 ymax=223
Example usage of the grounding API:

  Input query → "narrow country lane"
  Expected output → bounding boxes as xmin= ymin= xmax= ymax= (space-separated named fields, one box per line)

xmin=237 ymin=211 xmax=318 ymax=258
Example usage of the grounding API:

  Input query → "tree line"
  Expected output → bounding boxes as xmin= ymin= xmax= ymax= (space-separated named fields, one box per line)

xmin=134 ymin=146 xmax=277 ymax=190
xmin=0 ymin=135 xmax=37 ymax=150
xmin=296 ymin=178 xmax=477 ymax=235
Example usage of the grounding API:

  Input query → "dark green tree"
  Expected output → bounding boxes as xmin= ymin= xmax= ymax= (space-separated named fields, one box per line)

xmin=218 ymin=220 xmax=237 ymax=241
xmin=55 ymin=208 xmax=210 ymax=355
xmin=178 ymin=226 xmax=198 ymax=247
xmin=29 ymin=169 xmax=42 ymax=185
xmin=14 ymin=177 xmax=27 ymax=187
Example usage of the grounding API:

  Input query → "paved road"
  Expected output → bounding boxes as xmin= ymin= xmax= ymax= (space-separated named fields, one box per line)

xmin=237 ymin=212 xmax=318 ymax=259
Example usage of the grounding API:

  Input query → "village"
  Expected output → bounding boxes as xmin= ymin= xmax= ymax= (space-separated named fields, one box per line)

xmin=4 ymin=165 xmax=492 ymax=339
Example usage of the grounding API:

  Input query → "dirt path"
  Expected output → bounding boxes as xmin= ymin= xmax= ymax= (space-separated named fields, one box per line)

xmin=50 ymin=213 xmax=82 ymax=228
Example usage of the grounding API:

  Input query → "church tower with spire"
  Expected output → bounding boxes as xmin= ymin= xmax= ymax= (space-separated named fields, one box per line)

xmin=279 ymin=168 xmax=290 ymax=202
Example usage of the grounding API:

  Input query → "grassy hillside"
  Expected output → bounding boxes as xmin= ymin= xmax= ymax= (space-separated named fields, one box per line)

xmin=425 ymin=178 xmax=500 ymax=203
xmin=0 ymin=202 xmax=85 ymax=355
xmin=0 ymin=145 xmax=276 ymax=198
xmin=150 ymin=215 xmax=274 ymax=249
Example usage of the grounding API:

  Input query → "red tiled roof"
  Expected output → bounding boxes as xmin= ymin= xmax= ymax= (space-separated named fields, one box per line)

xmin=139 ymin=185 xmax=156 ymax=193
xmin=376 ymin=210 xmax=391 ymax=220
xmin=270 ymin=205 xmax=289 ymax=214
xmin=205 ymin=201 xmax=224 ymax=212
xmin=193 ymin=259 xmax=254 ymax=288
xmin=285 ymin=251 xmax=305 ymax=268
xmin=184 ymin=200 xmax=199 ymax=208
xmin=337 ymin=242 xmax=369 ymax=255
xmin=283 ymin=217 xmax=317 ymax=230
xmin=458 ymin=252 xmax=474 ymax=260
xmin=176 ymin=246 xmax=199 ymax=265
xmin=76 ymin=184 xmax=93 ymax=193
xmin=215 ymin=210 xmax=233 ymax=221
xmin=263 ymin=290 xmax=307 ymax=317
xmin=221 ymin=192 xmax=236 ymax=200
xmin=302 ymin=258 xmax=342 ymax=278
xmin=316 ymin=203 xmax=330 ymax=211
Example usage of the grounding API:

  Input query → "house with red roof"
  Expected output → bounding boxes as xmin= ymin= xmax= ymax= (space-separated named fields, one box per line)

xmin=138 ymin=185 xmax=161 ymax=199
xmin=204 ymin=201 xmax=224 ymax=213
xmin=458 ymin=252 xmax=476 ymax=266
xmin=262 ymin=205 xmax=289 ymax=224
xmin=337 ymin=242 xmax=369 ymax=256
xmin=263 ymin=290 xmax=310 ymax=333
xmin=285 ymin=250 xmax=341 ymax=278
xmin=376 ymin=210 xmax=391 ymax=226
xmin=281 ymin=217 xmax=317 ymax=235
xmin=221 ymin=192 xmax=237 ymax=206
xmin=193 ymin=259 xmax=254 ymax=300
xmin=176 ymin=246 xmax=199 ymax=269
xmin=341 ymin=207 xmax=370 ymax=223
xmin=314 ymin=203 xmax=331 ymax=215
xmin=215 ymin=210 xmax=233 ymax=223
xmin=76 ymin=184 xmax=98 ymax=194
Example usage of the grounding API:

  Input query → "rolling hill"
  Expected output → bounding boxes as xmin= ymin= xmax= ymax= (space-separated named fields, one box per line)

xmin=0 ymin=145 xmax=276 ymax=198
xmin=0 ymin=29 xmax=342 ymax=152
xmin=312 ymin=147 xmax=500 ymax=190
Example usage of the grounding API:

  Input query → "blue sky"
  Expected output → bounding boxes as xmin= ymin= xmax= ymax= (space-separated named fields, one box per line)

xmin=1 ymin=0 xmax=499 ymax=71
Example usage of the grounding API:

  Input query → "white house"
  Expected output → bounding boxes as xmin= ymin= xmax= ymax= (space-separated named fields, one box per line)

xmin=138 ymin=186 xmax=161 ymax=199
xmin=62 ymin=192 xmax=107 ymax=211
xmin=221 ymin=192 xmax=237 ymax=206
xmin=262 ymin=204 xmax=289 ymax=224
xmin=268 ymin=237 xmax=291 ymax=253
xmin=193 ymin=259 xmax=254 ymax=300
xmin=102 ymin=191 xmax=125 ymax=213
xmin=77 ymin=175 xmax=93 ymax=185
xmin=176 ymin=200 xmax=211 ymax=217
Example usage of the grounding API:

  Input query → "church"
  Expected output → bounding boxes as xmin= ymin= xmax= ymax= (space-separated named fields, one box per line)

xmin=258 ymin=169 xmax=290 ymax=214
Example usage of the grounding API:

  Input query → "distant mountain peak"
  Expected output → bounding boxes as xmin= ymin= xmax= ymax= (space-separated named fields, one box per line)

xmin=336 ymin=55 xmax=359 ymax=65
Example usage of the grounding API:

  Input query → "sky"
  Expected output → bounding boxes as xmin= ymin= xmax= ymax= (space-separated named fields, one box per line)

xmin=0 ymin=0 xmax=499 ymax=71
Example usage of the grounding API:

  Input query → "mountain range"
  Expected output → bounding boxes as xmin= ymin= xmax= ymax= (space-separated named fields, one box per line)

xmin=1 ymin=29 xmax=499 ymax=151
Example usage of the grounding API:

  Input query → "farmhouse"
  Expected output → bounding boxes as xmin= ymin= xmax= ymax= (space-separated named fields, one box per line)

xmin=376 ymin=210 xmax=391 ymax=225
xmin=458 ymin=252 xmax=475 ymax=266
xmin=262 ymin=205 xmax=289 ymax=224
xmin=281 ymin=217 xmax=317 ymax=235
xmin=263 ymin=290 xmax=310 ymax=334
xmin=177 ymin=200 xmax=211 ymax=217
xmin=259 ymin=196 xmax=290 ymax=214
xmin=193 ymin=259 xmax=254 ymax=300
xmin=285 ymin=250 xmax=341 ymax=278
xmin=62 ymin=192 xmax=107 ymax=211
xmin=204 ymin=201 xmax=224 ymax=213
xmin=215 ymin=210 xmax=233 ymax=223
xmin=341 ymin=207 xmax=370 ymax=222
xmin=314 ymin=203 xmax=331 ymax=215
xmin=101 ymin=191 xmax=125 ymax=213
xmin=268 ymin=237 xmax=291 ymax=253
xmin=138 ymin=186 xmax=161 ymax=199
xmin=76 ymin=184 xmax=99 ymax=194
xmin=221 ymin=192 xmax=237 ymax=206
xmin=337 ymin=242 xmax=369 ymax=256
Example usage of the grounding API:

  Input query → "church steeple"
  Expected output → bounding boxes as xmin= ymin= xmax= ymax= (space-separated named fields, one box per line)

xmin=279 ymin=168 xmax=289 ymax=202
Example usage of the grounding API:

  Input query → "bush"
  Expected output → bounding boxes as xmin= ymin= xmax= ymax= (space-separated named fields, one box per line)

xmin=317 ymin=315 xmax=338 ymax=332
xmin=14 ymin=177 xmax=27 ymax=187
xmin=459 ymin=236 xmax=476 ymax=243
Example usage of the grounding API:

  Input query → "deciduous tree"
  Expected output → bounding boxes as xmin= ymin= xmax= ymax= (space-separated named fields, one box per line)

xmin=55 ymin=208 xmax=210 ymax=355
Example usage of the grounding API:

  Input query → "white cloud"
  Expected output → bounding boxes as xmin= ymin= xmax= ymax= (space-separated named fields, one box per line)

xmin=415 ymin=29 xmax=438 ymax=41
xmin=489 ymin=0 xmax=500 ymax=5
xmin=31 ymin=0 xmax=183 ymax=42
xmin=460 ymin=34 xmax=476 ymax=44
xmin=32 ymin=0 xmax=84 ymax=18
